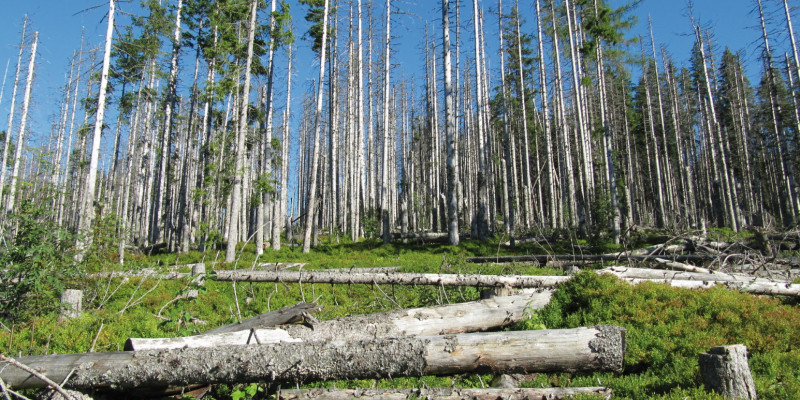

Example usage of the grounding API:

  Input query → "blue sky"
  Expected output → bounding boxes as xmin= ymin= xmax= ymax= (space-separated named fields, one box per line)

xmin=0 ymin=0 xmax=789 ymax=154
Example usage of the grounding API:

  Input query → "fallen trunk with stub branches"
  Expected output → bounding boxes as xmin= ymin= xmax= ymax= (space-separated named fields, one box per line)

xmin=0 ymin=326 xmax=626 ymax=391
xmin=212 ymin=269 xmax=571 ymax=288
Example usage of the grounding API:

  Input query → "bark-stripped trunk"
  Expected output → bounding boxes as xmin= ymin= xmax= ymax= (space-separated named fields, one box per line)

xmin=302 ymin=0 xmax=331 ymax=253
xmin=442 ymin=0 xmax=460 ymax=245
xmin=0 ymin=16 xmax=26 ymax=215
xmin=75 ymin=0 xmax=114 ymax=259
xmin=380 ymin=0 xmax=392 ymax=244
xmin=5 ymin=31 xmax=37 ymax=218
xmin=226 ymin=0 xmax=259 ymax=262
xmin=150 ymin=0 xmax=183 ymax=246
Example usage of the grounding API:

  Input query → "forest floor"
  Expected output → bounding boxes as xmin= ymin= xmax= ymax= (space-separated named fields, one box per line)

xmin=1 ymin=228 xmax=799 ymax=399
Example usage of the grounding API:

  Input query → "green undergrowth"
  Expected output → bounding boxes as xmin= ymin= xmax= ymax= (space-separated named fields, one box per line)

xmin=0 ymin=236 xmax=798 ymax=399
xmin=535 ymin=272 xmax=800 ymax=399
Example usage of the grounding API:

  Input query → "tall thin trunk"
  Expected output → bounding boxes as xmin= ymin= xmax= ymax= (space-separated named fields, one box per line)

xmin=6 ymin=31 xmax=38 ymax=217
xmin=380 ymin=0 xmax=392 ymax=243
xmin=443 ymin=0 xmax=460 ymax=245
xmin=273 ymin=42 xmax=293 ymax=251
xmin=551 ymin=0 xmax=576 ymax=228
xmin=150 ymin=0 xmax=183 ymax=246
xmin=471 ymin=0 xmax=488 ymax=239
xmin=302 ymin=0 xmax=331 ymax=253
xmin=76 ymin=0 xmax=114 ymax=258
xmin=226 ymin=0 xmax=259 ymax=262
xmin=536 ymin=0 xmax=556 ymax=230
xmin=0 ymin=16 xmax=27 ymax=213
xmin=258 ymin=0 xmax=278 ymax=255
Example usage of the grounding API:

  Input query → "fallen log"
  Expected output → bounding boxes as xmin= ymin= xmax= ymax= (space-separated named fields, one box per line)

xmin=466 ymin=254 xmax=724 ymax=264
xmin=599 ymin=266 xmax=788 ymax=284
xmin=277 ymin=387 xmax=612 ymax=400
xmin=212 ymin=269 xmax=571 ymax=288
xmin=617 ymin=278 xmax=800 ymax=297
xmin=653 ymin=258 xmax=714 ymax=274
xmin=126 ymin=290 xmax=554 ymax=350
xmin=1 ymin=326 xmax=626 ymax=390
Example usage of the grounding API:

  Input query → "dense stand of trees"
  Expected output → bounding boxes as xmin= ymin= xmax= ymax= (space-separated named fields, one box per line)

xmin=2 ymin=0 xmax=800 ymax=260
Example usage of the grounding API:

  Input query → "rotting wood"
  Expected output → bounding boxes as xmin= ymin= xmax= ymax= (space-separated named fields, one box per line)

xmin=126 ymin=290 xmax=553 ymax=350
xmin=276 ymin=386 xmax=612 ymax=400
xmin=0 ymin=326 xmax=625 ymax=390
xmin=212 ymin=269 xmax=571 ymax=288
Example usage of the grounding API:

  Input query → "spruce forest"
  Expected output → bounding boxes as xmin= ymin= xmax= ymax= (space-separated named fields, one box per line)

xmin=3 ymin=0 xmax=800 ymax=399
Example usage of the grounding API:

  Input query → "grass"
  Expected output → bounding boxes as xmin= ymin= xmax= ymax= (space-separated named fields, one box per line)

xmin=0 ymin=235 xmax=798 ymax=399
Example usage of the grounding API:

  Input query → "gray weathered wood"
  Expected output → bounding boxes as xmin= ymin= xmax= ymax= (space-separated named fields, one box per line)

xmin=126 ymin=291 xmax=553 ymax=350
xmin=601 ymin=267 xmax=800 ymax=296
xmin=699 ymin=345 xmax=757 ymax=399
xmin=467 ymin=254 xmax=728 ymax=264
xmin=1 ymin=326 xmax=625 ymax=390
xmin=193 ymin=302 xmax=320 ymax=336
xmin=212 ymin=269 xmax=571 ymax=288
xmin=60 ymin=289 xmax=82 ymax=319
xmin=277 ymin=387 xmax=612 ymax=400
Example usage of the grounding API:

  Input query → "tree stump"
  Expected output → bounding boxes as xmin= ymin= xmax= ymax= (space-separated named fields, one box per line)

xmin=191 ymin=263 xmax=206 ymax=286
xmin=60 ymin=289 xmax=82 ymax=319
xmin=699 ymin=344 xmax=757 ymax=399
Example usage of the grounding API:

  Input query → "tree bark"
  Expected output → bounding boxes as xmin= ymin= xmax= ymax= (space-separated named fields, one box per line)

xmin=442 ymin=0 xmax=460 ymax=246
xmin=212 ymin=269 xmax=571 ymax=288
xmin=302 ymin=0 xmax=331 ymax=253
xmin=0 ymin=326 xmax=625 ymax=390
xmin=225 ymin=0 xmax=259 ymax=262
xmin=5 ymin=31 xmax=38 ymax=217
xmin=276 ymin=387 xmax=613 ymax=400
xmin=126 ymin=290 xmax=553 ymax=350
xmin=75 ymin=0 xmax=114 ymax=259
xmin=699 ymin=345 xmax=757 ymax=400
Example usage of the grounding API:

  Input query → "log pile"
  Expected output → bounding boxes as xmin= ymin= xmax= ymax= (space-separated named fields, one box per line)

xmin=0 ymin=291 xmax=624 ymax=398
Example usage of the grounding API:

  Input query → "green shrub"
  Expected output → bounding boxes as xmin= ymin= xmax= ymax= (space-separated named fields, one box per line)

xmin=539 ymin=272 xmax=800 ymax=399
xmin=0 ymin=200 xmax=79 ymax=321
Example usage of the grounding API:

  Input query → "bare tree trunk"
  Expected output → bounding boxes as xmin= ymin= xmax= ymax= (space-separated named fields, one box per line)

xmin=0 ymin=16 xmax=26 ymax=215
xmin=75 ymin=0 xmax=114 ymax=259
xmin=380 ymin=0 xmax=392 ymax=244
xmin=273 ymin=43 xmax=294 ymax=251
xmin=302 ymin=0 xmax=331 ymax=253
xmin=150 ymin=0 xmax=183 ymax=246
xmin=443 ymin=0 xmax=460 ymax=245
xmin=226 ymin=0 xmax=259 ymax=262
xmin=5 ymin=31 xmax=37 ymax=218
xmin=258 ymin=0 xmax=278 ymax=256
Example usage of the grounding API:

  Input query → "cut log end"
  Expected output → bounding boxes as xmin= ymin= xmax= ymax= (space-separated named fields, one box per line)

xmin=589 ymin=324 xmax=626 ymax=373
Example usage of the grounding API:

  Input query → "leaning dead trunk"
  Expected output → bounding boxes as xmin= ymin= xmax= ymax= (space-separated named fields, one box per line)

xmin=126 ymin=290 xmax=553 ymax=350
xmin=0 ymin=326 xmax=625 ymax=390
